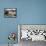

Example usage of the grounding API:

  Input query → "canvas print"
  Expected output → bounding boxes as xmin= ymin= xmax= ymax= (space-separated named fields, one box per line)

xmin=8 ymin=32 xmax=18 ymax=46
xmin=18 ymin=25 xmax=46 ymax=41
xmin=4 ymin=8 xmax=17 ymax=18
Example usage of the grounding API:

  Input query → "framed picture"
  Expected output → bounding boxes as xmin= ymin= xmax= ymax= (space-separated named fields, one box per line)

xmin=18 ymin=24 xmax=46 ymax=41
xmin=4 ymin=8 xmax=17 ymax=18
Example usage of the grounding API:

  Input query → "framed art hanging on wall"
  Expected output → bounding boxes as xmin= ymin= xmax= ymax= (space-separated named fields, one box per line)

xmin=4 ymin=8 xmax=17 ymax=18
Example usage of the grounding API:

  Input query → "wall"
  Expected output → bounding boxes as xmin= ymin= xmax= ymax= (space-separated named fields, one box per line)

xmin=0 ymin=0 xmax=46 ymax=45
xmin=19 ymin=0 xmax=46 ymax=24
xmin=0 ymin=0 xmax=19 ymax=44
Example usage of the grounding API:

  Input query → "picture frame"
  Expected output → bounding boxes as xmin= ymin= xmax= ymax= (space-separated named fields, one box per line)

xmin=4 ymin=8 xmax=17 ymax=18
xmin=18 ymin=24 xmax=46 ymax=41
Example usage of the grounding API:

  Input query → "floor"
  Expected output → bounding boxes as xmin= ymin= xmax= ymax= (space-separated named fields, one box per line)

xmin=0 ymin=44 xmax=18 ymax=46
xmin=0 ymin=40 xmax=46 ymax=46
xmin=19 ymin=39 xmax=46 ymax=46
